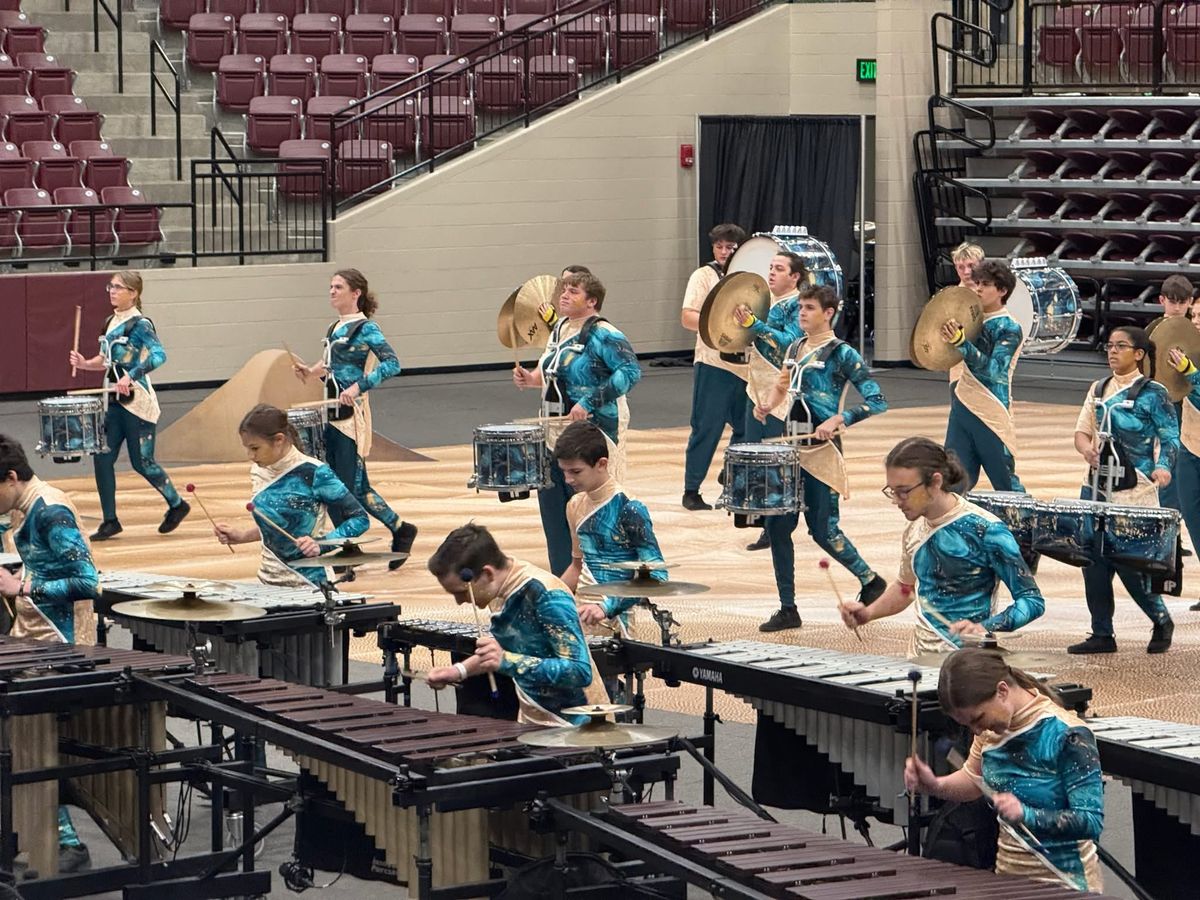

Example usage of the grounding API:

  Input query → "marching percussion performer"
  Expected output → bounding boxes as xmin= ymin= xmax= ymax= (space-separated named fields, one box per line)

xmin=1068 ymin=327 xmax=1177 ymax=655
xmin=292 ymin=269 xmax=417 ymax=571
xmin=0 ymin=435 xmax=99 ymax=872
xmin=943 ymin=260 xmax=1026 ymax=494
xmin=426 ymin=524 xmax=605 ymax=725
xmin=905 ymin=648 xmax=1103 ymax=892
xmin=512 ymin=272 xmax=642 ymax=576
xmin=951 ymin=241 xmax=985 ymax=295
xmin=680 ymin=223 xmax=748 ymax=512
xmin=213 ymin=405 xmax=369 ymax=586
xmin=751 ymin=285 xmax=888 ymax=632
xmin=841 ymin=438 xmax=1045 ymax=657
xmin=732 ymin=251 xmax=805 ymax=551
xmin=68 ymin=270 xmax=189 ymax=541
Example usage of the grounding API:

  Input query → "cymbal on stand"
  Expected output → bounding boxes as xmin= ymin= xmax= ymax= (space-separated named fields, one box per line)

xmin=518 ymin=704 xmax=676 ymax=749
xmin=603 ymin=560 xmax=676 ymax=572
xmin=698 ymin=272 xmax=770 ymax=354
xmin=910 ymin=287 xmax=984 ymax=371
xmin=576 ymin=579 xmax=709 ymax=598
xmin=111 ymin=597 xmax=266 ymax=622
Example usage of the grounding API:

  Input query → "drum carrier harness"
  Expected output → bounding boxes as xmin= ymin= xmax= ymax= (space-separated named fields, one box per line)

xmin=101 ymin=313 xmax=153 ymax=408
xmin=322 ymin=318 xmax=369 ymax=422
xmin=540 ymin=315 xmax=609 ymax=419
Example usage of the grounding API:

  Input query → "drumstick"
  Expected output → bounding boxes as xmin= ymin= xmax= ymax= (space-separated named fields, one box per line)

xmin=71 ymin=305 xmax=82 ymax=378
xmin=459 ymin=566 xmax=499 ymax=699
xmin=245 ymin=502 xmax=302 ymax=547
xmin=66 ymin=387 xmax=116 ymax=396
xmin=907 ymin=668 xmax=921 ymax=801
xmin=820 ymin=559 xmax=863 ymax=643
xmin=186 ymin=484 xmax=235 ymax=554
xmin=509 ymin=318 xmax=522 ymax=370
xmin=283 ymin=340 xmax=304 ymax=368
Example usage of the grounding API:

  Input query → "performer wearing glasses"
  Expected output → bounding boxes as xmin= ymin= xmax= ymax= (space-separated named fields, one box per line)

xmin=1068 ymin=326 xmax=1178 ymax=655
xmin=840 ymin=437 xmax=1045 ymax=659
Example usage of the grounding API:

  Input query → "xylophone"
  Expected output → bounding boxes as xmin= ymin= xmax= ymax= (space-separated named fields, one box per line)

xmin=588 ymin=800 xmax=1121 ymax=899
xmin=619 ymin=639 xmax=1092 ymax=823
xmin=159 ymin=672 xmax=682 ymax=895
xmin=0 ymin=634 xmax=192 ymax=880
xmin=98 ymin=571 xmax=398 ymax=685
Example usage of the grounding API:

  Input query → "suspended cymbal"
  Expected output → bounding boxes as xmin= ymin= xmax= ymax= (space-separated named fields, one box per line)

xmin=313 ymin=537 xmax=379 ymax=548
xmin=561 ymin=703 xmax=634 ymax=718
xmin=498 ymin=275 xmax=559 ymax=350
xmin=603 ymin=560 xmax=676 ymax=572
xmin=698 ymin=272 xmax=770 ymax=354
xmin=1152 ymin=315 xmax=1200 ymax=402
xmin=576 ymin=579 xmax=709 ymax=598
xmin=910 ymin=287 xmax=985 ymax=371
xmin=111 ymin=597 xmax=266 ymax=623
xmin=293 ymin=547 xmax=411 ymax=567
xmin=134 ymin=579 xmax=229 ymax=597
xmin=518 ymin=719 xmax=677 ymax=749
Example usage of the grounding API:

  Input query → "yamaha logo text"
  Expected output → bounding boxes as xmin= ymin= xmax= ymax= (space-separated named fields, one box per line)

xmin=691 ymin=666 xmax=723 ymax=685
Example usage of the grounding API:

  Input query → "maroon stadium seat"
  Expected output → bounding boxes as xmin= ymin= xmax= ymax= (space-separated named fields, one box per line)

xmin=17 ymin=53 xmax=74 ymax=100
xmin=1063 ymin=107 xmax=1108 ymax=138
xmin=1011 ymin=190 xmax=1064 ymax=220
xmin=71 ymin=140 xmax=129 ymax=192
xmin=449 ymin=13 xmax=500 ymax=58
xmin=216 ymin=54 xmax=267 ymax=111
xmin=210 ymin=0 xmax=254 ymax=17
xmin=4 ymin=186 xmax=67 ymax=251
xmin=421 ymin=54 xmax=470 ymax=96
xmin=475 ymin=55 xmax=522 ymax=110
xmin=1094 ymin=192 xmax=1146 ymax=221
xmin=1106 ymin=150 xmax=1153 ymax=181
xmin=0 ymin=11 xmax=45 ymax=56
xmin=1146 ymin=192 xmax=1196 ymax=222
xmin=419 ymin=95 xmax=473 ymax=153
xmin=1166 ymin=5 xmax=1200 ymax=76
xmin=1107 ymin=108 xmax=1152 ymax=139
xmin=407 ymin=0 xmax=453 ymax=16
xmin=344 ymin=14 xmax=395 ymax=57
xmin=1062 ymin=191 xmax=1107 ymax=221
xmin=246 ymin=95 xmax=302 ymax=153
xmin=1149 ymin=151 xmax=1195 ymax=181
xmin=0 ymin=53 xmax=26 ymax=95
xmin=238 ymin=13 xmax=290 ymax=58
xmin=258 ymin=0 xmax=305 ymax=20
xmin=665 ymin=0 xmax=706 ymax=31
xmin=159 ymin=0 xmax=205 ymax=31
xmin=1149 ymin=108 xmax=1200 ymax=140
xmin=360 ymin=95 xmax=416 ymax=152
xmin=1036 ymin=5 xmax=1086 ymax=75
xmin=268 ymin=54 xmax=318 ymax=101
xmin=24 ymin=140 xmax=82 ymax=193
xmin=611 ymin=13 xmax=658 ymax=67
xmin=185 ymin=14 xmax=236 ymax=73
xmin=54 ymin=186 xmax=116 ymax=250
xmin=291 ymin=14 xmax=343 ymax=61
xmin=1078 ymin=3 xmax=1132 ymax=77
xmin=396 ymin=14 xmax=448 ymax=57
xmin=1146 ymin=233 xmax=1190 ymax=263
xmin=509 ymin=0 xmax=552 ymax=12
xmin=0 ymin=141 xmax=32 ymax=193
xmin=1020 ymin=230 xmax=1067 ymax=257
xmin=0 ymin=96 xmax=50 ymax=145
xmin=503 ymin=14 xmax=555 ymax=56
xmin=458 ymin=0 xmax=503 ymax=14
xmin=101 ymin=186 xmax=163 ymax=248
xmin=319 ymin=53 xmax=370 ymax=98
xmin=42 ymin=95 xmax=103 ymax=145
xmin=371 ymin=53 xmax=420 ymax=93
xmin=309 ymin=0 xmax=355 ymax=19
xmin=558 ymin=14 xmax=606 ymax=70
xmin=306 ymin=95 xmax=357 ymax=142
xmin=528 ymin=54 xmax=577 ymax=107
xmin=359 ymin=0 xmax=402 ymax=16
xmin=277 ymin=138 xmax=330 ymax=199
xmin=335 ymin=138 xmax=392 ymax=195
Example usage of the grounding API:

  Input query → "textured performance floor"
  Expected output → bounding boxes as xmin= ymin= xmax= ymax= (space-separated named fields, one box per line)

xmin=59 ymin=397 xmax=1200 ymax=729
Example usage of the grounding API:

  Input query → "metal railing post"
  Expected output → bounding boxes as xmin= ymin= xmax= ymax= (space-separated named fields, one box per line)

xmin=1021 ymin=0 xmax=1033 ymax=95
xmin=236 ymin=167 xmax=245 ymax=266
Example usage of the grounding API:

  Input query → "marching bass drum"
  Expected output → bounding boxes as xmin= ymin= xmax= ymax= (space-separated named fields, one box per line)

xmin=727 ymin=226 xmax=845 ymax=300
xmin=1005 ymin=260 xmax=1081 ymax=355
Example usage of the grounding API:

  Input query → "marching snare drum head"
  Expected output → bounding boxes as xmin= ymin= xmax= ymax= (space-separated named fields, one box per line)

xmin=474 ymin=423 xmax=545 ymax=443
xmin=724 ymin=442 xmax=797 ymax=463
xmin=966 ymin=490 xmax=1038 ymax=510
xmin=287 ymin=408 xmax=323 ymax=427
xmin=38 ymin=396 xmax=103 ymax=414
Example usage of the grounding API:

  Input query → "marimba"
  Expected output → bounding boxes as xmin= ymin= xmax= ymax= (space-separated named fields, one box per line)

xmin=619 ymin=640 xmax=1092 ymax=823
xmin=160 ymin=672 xmax=681 ymax=896
xmin=591 ymin=800 xmax=1121 ymax=899
xmin=0 ymin=635 xmax=192 ymax=879
xmin=98 ymin=571 xmax=398 ymax=685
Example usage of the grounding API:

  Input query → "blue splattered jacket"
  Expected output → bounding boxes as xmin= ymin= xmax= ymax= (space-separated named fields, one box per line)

xmin=538 ymin=317 xmax=641 ymax=443
xmin=323 ymin=316 xmax=401 ymax=394
xmin=955 ymin=311 xmax=1023 ymax=407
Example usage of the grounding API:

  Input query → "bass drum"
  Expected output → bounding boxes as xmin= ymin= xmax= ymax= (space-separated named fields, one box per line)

xmin=727 ymin=227 xmax=845 ymax=301
xmin=1006 ymin=265 xmax=1081 ymax=355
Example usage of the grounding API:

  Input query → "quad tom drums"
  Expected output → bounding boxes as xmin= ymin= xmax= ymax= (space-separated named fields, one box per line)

xmin=1031 ymin=498 xmax=1179 ymax=574
xmin=470 ymin=423 xmax=550 ymax=498
xmin=35 ymin=396 xmax=106 ymax=464
xmin=727 ymin=226 xmax=845 ymax=301
xmin=1006 ymin=259 xmax=1082 ymax=355
xmin=966 ymin=490 xmax=1040 ymax=570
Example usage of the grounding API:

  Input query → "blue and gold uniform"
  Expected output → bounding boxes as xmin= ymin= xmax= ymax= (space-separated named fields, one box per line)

xmin=1075 ymin=372 xmax=1178 ymax=638
xmin=764 ymin=334 xmax=887 ymax=610
xmin=93 ymin=309 xmax=184 ymax=523
xmin=488 ymin=560 xmax=605 ymax=725
xmin=899 ymin=495 xmax=1045 ymax=658
xmin=743 ymin=290 xmax=803 ymax=441
xmin=966 ymin=692 xmax=1104 ymax=891
xmin=946 ymin=309 xmax=1025 ymax=493
xmin=320 ymin=314 xmax=406 ymax=536
xmin=537 ymin=316 xmax=641 ymax=575
xmin=249 ymin=444 xmax=369 ymax=586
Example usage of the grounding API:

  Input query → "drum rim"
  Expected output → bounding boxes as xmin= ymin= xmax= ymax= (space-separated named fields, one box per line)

xmin=287 ymin=408 xmax=323 ymax=422
xmin=474 ymin=423 xmax=546 ymax=437
xmin=39 ymin=397 xmax=103 ymax=410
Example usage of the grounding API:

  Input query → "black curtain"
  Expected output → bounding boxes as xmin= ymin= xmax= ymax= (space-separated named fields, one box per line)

xmin=697 ymin=115 xmax=861 ymax=281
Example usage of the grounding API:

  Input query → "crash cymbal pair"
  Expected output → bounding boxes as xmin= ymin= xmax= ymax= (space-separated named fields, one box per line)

xmin=910 ymin=287 xmax=985 ymax=371
xmin=1147 ymin=315 xmax=1200 ymax=402
xmin=497 ymin=274 xmax=560 ymax=350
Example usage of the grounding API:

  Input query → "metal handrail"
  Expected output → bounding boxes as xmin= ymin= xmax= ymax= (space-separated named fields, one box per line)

xmin=92 ymin=0 xmax=123 ymax=93
xmin=150 ymin=40 xmax=182 ymax=181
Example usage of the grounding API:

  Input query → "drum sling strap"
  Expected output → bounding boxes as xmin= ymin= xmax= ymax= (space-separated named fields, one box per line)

xmin=543 ymin=316 xmax=609 ymax=417
xmin=324 ymin=319 xmax=369 ymax=422
xmin=1090 ymin=375 xmax=1147 ymax=496
xmin=102 ymin=314 xmax=154 ymax=407
xmin=786 ymin=338 xmax=843 ymax=445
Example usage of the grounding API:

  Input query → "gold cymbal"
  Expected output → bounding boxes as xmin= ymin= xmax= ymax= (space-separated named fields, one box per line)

xmin=517 ymin=719 xmax=677 ymax=749
xmin=134 ymin=579 xmax=229 ymax=596
xmin=576 ymin=579 xmax=708 ymax=598
xmin=498 ymin=275 xmax=559 ymax=349
xmin=603 ymin=560 xmax=676 ymax=572
xmin=111 ymin=596 xmax=266 ymax=623
xmin=294 ymin=546 xmax=410 ymax=567
xmin=560 ymin=703 xmax=634 ymax=718
xmin=313 ymin=537 xmax=379 ymax=548
xmin=698 ymin=272 xmax=770 ymax=354
xmin=1146 ymin=315 xmax=1166 ymax=336
xmin=1152 ymin=316 xmax=1200 ymax=402
xmin=910 ymin=287 xmax=985 ymax=371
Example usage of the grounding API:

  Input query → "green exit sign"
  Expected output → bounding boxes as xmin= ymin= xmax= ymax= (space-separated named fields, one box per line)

xmin=857 ymin=58 xmax=876 ymax=83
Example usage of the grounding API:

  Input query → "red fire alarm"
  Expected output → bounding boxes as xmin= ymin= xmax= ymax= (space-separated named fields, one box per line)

xmin=680 ymin=143 xmax=694 ymax=168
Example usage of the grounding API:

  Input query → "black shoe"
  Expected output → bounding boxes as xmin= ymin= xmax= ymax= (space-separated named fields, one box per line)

xmin=857 ymin=575 xmax=887 ymax=606
xmin=682 ymin=491 xmax=712 ymax=511
xmin=58 ymin=843 xmax=90 ymax=874
xmin=1147 ymin=620 xmax=1174 ymax=654
xmin=1190 ymin=599 xmax=1200 ymax=612
xmin=759 ymin=607 xmax=802 ymax=633
xmin=1182 ymin=547 xmax=1193 ymax=558
xmin=158 ymin=500 xmax=191 ymax=534
xmin=1067 ymin=634 xmax=1117 ymax=655
xmin=389 ymin=521 xmax=417 ymax=571
xmin=746 ymin=530 xmax=770 ymax=551
xmin=90 ymin=519 xmax=122 ymax=541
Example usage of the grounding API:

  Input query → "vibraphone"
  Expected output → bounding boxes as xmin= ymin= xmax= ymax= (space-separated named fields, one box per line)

xmin=0 ymin=635 xmax=193 ymax=881
xmin=564 ymin=800 xmax=1122 ymax=899
xmin=98 ymin=571 xmax=399 ymax=686
xmin=619 ymin=639 xmax=1092 ymax=823
xmin=156 ymin=671 xmax=683 ymax=897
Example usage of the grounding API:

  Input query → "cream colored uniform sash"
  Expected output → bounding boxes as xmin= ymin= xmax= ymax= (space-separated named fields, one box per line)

xmin=103 ymin=312 xmax=161 ymax=425
xmin=322 ymin=314 xmax=376 ymax=459
xmin=784 ymin=337 xmax=850 ymax=499
xmin=745 ymin=292 xmax=798 ymax=422
xmin=1181 ymin=400 xmax=1200 ymax=459
xmin=952 ymin=309 xmax=1022 ymax=456
xmin=250 ymin=450 xmax=328 ymax=587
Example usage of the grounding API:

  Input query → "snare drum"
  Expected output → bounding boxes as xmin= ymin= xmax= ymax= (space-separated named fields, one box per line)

xmin=718 ymin=443 xmax=803 ymax=515
xmin=1006 ymin=262 xmax=1081 ymax=355
xmin=471 ymin=423 xmax=550 ymax=493
xmin=35 ymin=396 xmax=106 ymax=463
xmin=967 ymin=490 xmax=1039 ymax=567
xmin=1102 ymin=505 xmax=1180 ymax=575
xmin=287 ymin=408 xmax=325 ymax=461
xmin=727 ymin=226 xmax=845 ymax=301
xmin=1033 ymin=498 xmax=1106 ymax=567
